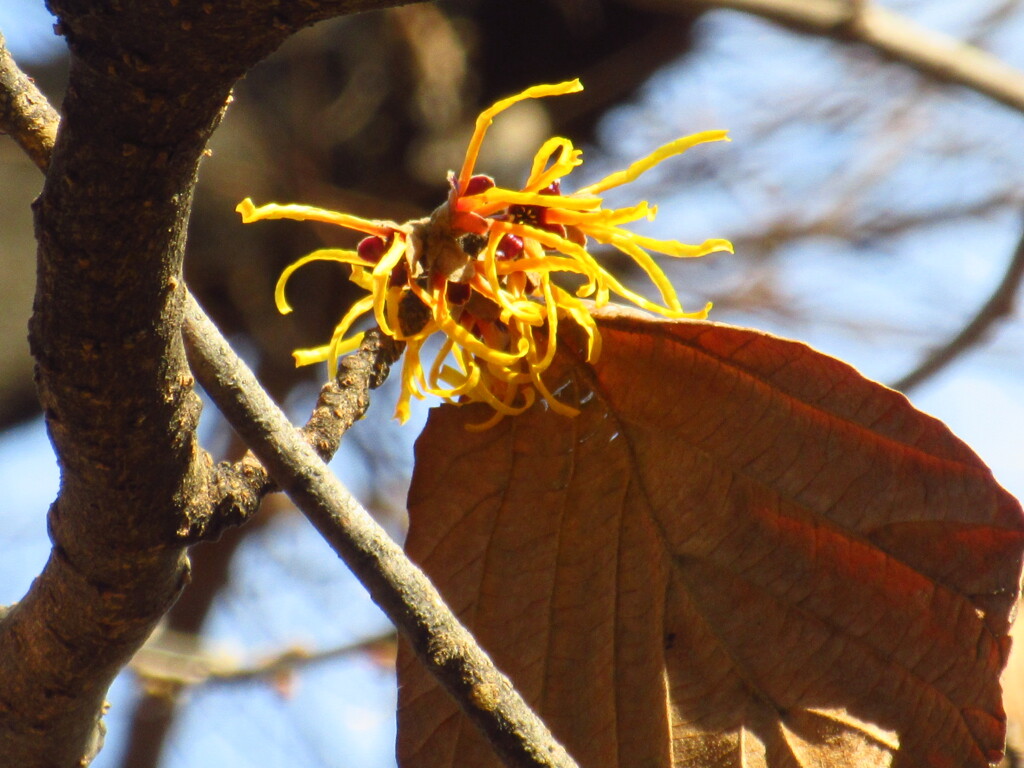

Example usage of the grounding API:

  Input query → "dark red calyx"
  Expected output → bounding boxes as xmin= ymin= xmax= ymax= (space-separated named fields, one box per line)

xmin=357 ymin=235 xmax=387 ymax=262
xmin=509 ymin=204 xmax=564 ymax=238
xmin=497 ymin=233 xmax=524 ymax=260
xmin=446 ymin=281 xmax=472 ymax=305
xmin=509 ymin=204 xmax=539 ymax=227
xmin=539 ymin=179 xmax=561 ymax=195
xmin=430 ymin=271 xmax=449 ymax=291
xmin=538 ymin=210 xmax=567 ymax=239
xmin=389 ymin=259 xmax=409 ymax=288
xmin=463 ymin=174 xmax=496 ymax=196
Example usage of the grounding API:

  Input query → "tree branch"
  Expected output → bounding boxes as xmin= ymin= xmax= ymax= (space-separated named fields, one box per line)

xmin=181 ymin=290 xmax=579 ymax=768
xmin=893 ymin=223 xmax=1024 ymax=392
xmin=131 ymin=628 xmax=396 ymax=689
xmin=0 ymin=3 xmax=419 ymax=766
xmin=0 ymin=30 xmax=59 ymax=171
xmin=1 ymin=18 xmax=406 ymax=765
xmin=183 ymin=327 xmax=404 ymax=541
xmin=0 ymin=12 xmax=407 ymax=543
xmin=630 ymin=0 xmax=1024 ymax=115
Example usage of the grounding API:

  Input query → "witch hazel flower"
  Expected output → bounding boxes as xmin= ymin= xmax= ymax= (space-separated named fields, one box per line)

xmin=237 ymin=79 xmax=731 ymax=429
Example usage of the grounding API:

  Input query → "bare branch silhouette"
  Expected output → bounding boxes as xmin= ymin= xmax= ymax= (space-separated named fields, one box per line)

xmin=630 ymin=0 xmax=1024 ymax=113
xmin=894 ymin=224 xmax=1024 ymax=392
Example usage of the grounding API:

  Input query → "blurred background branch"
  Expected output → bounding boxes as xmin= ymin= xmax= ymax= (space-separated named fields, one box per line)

xmin=655 ymin=0 xmax=1024 ymax=115
xmin=131 ymin=627 xmax=396 ymax=691
xmin=894 ymin=224 xmax=1024 ymax=392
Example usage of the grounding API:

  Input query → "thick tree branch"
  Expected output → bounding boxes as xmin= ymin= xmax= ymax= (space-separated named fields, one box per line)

xmin=893 ymin=223 xmax=1024 ymax=392
xmin=0 ymin=23 xmax=407 ymax=541
xmin=631 ymin=0 xmax=1024 ymax=116
xmin=0 ymin=31 xmax=59 ymax=171
xmin=0 ymin=2 xmax=417 ymax=766
xmin=181 ymin=290 xmax=579 ymax=768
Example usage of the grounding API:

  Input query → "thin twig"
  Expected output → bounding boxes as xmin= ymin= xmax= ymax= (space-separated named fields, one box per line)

xmin=0 ymin=30 xmax=59 ymax=171
xmin=723 ymin=191 xmax=1021 ymax=254
xmin=183 ymin=327 xmax=404 ymax=541
xmin=631 ymin=0 xmax=1024 ymax=116
xmin=893 ymin=225 xmax=1024 ymax=392
xmin=181 ymin=289 xmax=579 ymax=768
xmin=131 ymin=629 xmax=396 ymax=689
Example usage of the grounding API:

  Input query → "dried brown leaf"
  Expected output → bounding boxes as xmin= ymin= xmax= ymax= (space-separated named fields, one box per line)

xmin=399 ymin=305 xmax=1024 ymax=768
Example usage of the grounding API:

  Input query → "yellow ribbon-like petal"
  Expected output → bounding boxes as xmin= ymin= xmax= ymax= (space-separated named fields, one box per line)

xmin=237 ymin=198 xmax=394 ymax=237
xmin=575 ymin=130 xmax=730 ymax=196
xmin=457 ymin=79 xmax=584 ymax=191
xmin=525 ymin=137 xmax=584 ymax=192
xmin=275 ymin=248 xmax=369 ymax=314
xmin=245 ymin=78 xmax=729 ymax=427
xmin=461 ymin=188 xmax=602 ymax=218
xmin=326 ymin=295 xmax=375 ymax=376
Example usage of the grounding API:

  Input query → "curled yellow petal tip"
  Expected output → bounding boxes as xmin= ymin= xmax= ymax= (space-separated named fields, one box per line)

xmin=239 ymin=80 xmax=730 ymax=425
xmin=236 ymin=197 xmax=257 ymax=221
xmin=293 ymin=346 xmax=329 ymax=367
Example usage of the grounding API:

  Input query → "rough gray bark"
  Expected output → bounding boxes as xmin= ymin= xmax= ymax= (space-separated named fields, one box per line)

xmin=0 ymin=2 xmax=413 ymax=765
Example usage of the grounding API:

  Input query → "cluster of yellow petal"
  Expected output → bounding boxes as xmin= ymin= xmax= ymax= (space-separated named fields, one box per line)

xmin=237 ymin=79 xmax=731 ymax=428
